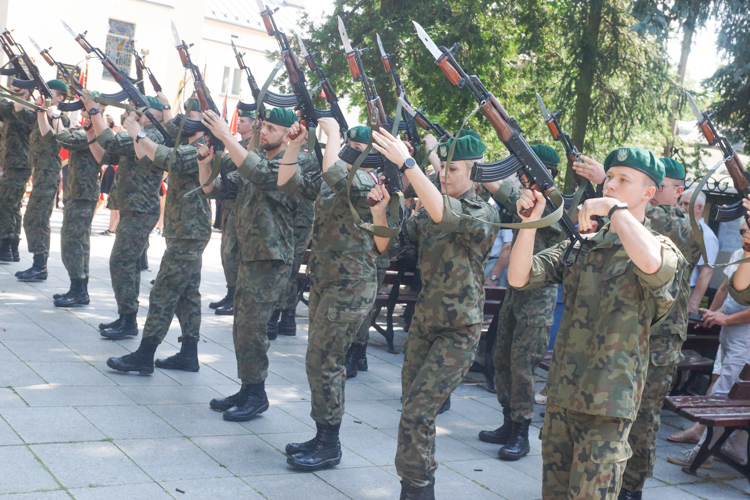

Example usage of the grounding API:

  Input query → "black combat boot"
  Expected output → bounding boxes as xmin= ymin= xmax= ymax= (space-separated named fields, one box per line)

xmin=266 ymin=309 xmax=280 ymax=339
xmin=54 ymin=278 xmax=89 ymax=307
xmin=278 ymin=308 xmax=296 ymax=336
xmin=209 ymin=385 xmax=250 ymax=412
xmin=437 ymin=395 xmax=451 ymax=414
xmin=106 ymin=337 xmax=158 ymax=375
xmin=10 ymin=239 xmax=19 ymax=262
xmin=618 ymin=489 xmax=643 ymax=500
xmin=498 ymin=419 xmax=531 ymax=461
xmin=140 ymin=247 xmax=148 ymax=271
xmin=214 ymin=286 xmax=235 ymax=316
xmin=0 ymin=238 xmax=11 ymax=261
xmin=209 ymin=290 xmax=230 ymax=310
xmin=222 ymin=381 xmax=269 ymax=421
xmin=344 ymin=344 xmax=359 ymax=379
xmin=16 ymin=254 xmax=48 ymax=282
xmin=286 ymin=422 xmax=342 ymax=471
xmin=154 ymin=338 xmax=200 ymax=372
xmin=99 ymin=315 xmax=122 ymax=331
xmin=356 ymin=342 xmax=368 ymax=372
xmin=478 ymin=406 xmax=513 ymax=444
xmin=53 ymin=283 xmax=73 ymax=300
xmin=100 ymin=312 xmax=138 ymax=340
xmin=399 ymin=479 xmax=435 ymax=500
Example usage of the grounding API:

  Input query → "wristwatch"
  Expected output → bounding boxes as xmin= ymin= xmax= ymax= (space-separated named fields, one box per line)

xmin=607 ymin=202 xmax=629 ymax=219
xmin=162 ymin=104 xmax=171 ymax=110
xmin=491 ymin=274 xmax=498 ymax=281
xmin=88 ymin=108 xmax=101 ymax=116
xmin=400 ymin=157 xmax=417 ymax=173
xmin=51 ymin=114 xmax=60 ymax=120
xmin=136 ymin=131 xmax=147 ymax=143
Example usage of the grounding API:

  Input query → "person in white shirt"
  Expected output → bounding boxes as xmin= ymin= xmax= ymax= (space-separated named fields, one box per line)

xmin=680 ymin=189 xmax=717 ymax=315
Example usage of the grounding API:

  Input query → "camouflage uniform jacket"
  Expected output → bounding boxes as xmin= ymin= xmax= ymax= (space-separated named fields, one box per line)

xmin=57 ymin=127 xmax=101 ymax=202
xmin=292 ymin=149 xmax=320 ymax=230
xmin=15 ymin=109 xmax=70 ymax=173
xmin=0 ymin=100 xmax=32 ymax=169
xmin=212 ymin=148 xmax=303 ymax=264
xmin=145 ymin=137 xmax=211 ymax=242
xmin=493 ymin=181 xmax=564 ymax=324
xmin=519 ymin=219 xmax=681 ymax=419
xmin=283 ymin=159 xmax=377 ymax=284
xmin=646 ymin=205 xmax=701 ymax=362
xmin=219 ymin=137 xmax=250 ymax=202
xmin=97 ymin=125 xmax=164 ymax=214
xmin=389 ymin=189 xmax=500 ymax=327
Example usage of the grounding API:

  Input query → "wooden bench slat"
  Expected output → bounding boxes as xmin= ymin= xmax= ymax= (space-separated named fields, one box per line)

xmin=664 ymin=396 xmax=750 ymax=412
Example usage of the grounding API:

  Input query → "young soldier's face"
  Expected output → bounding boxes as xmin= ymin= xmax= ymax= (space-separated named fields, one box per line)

xmin=259 ymin=121 xmax=287 ymax=151
xmin=50 ymin=89 xmax=66 ymax=105
xmin=440 ymin=160 xmax=474 ymax=198
xmin=350 ymin=141 xmax=368 ymax=152
xmin=649 ymin=178 xmax=684 ymax=207
xmin=603 ymin=166 xmax=657 ymax=207
xmin=237 ymin=117 xmax=255 ymax=136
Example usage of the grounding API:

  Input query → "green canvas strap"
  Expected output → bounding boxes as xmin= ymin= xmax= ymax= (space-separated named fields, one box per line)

xmin=251 ymin=60 xmax=284 ymax=152
xmin=567 ymin=179 xmax=591 ymax=220
xmin=0 ymin=84 xmax=47 ymax=112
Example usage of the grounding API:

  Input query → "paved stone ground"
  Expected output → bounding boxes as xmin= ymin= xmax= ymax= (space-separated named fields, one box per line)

xmin=0 ymin=207 xmax=747 ymax=499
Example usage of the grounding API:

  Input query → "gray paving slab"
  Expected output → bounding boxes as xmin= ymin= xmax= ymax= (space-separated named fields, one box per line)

xmin=2 ymin=407 xmax=106 ymax=444
xmin=117 ymin=384 xmax=221 ymax=405
xmin=239 ymin=403 xmax=313 ymax=435
xmin=246 ymin=473 xmax=350 ymax=500
xmin=69 ymin=483 xmax=173 ymax=500
xmin=2 ymin=340 xmax=82 ymax=362
xmin=15 ymin=386 xmax=135 ymax=407
xmin=26 ymin=361 xmax=116 ymax=387
xmin=441 ymin=459 xmax=542 ymax=500
xmin=0 ymin=361 xmax=45 ymax=387
xmin=115 ymin=437 xmax=232 ymax=481
xmin=0 ymin=445 xmax=59 ymax=494
xmin=192 ymin=434 xmax=290 ymax=476
xmin=158 ymin=477 xmax=265 ymax=499
xmin=76 ymin=405 xmax=182 ymax=440
xmin=0 ymin=416 xmax=21 ymax=445
xmin=148 ymin=403 xmax=252 ymax=437
xmin=315 ymin=465 xmax=401 ymax=499
xmin=0 ymin=490 xmax=71 ymax=499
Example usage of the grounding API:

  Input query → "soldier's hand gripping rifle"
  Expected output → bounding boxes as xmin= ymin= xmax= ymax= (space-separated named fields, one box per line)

xmin=62 ymin=20 xmax=173 ymax=146
xmin=131 ymin=44 xmax=161 ymax=93
xmin=0 ymin=22 xmax=52 ymax=99
xmin=231 ymin=38 xmax=297 ymax=112
xmin=297 ymin=35 xmax=348 ymax=134
xmin=338 ymin=16 xmax=403 ymax=205
xmin=414 ymin=21 xmax=584 ymax=265
xmin=536 ymin=93 xmax=598 ymax=209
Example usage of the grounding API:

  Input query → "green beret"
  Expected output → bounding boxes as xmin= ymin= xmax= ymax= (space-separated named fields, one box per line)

xmin=456 ymin=129 xmax=481 ymax=140
xmin=47 ymin=79 xmax=68 ymax=93
xmin=603 ymin=147 xmax=665 ymax=186
xmin=660 ymin=157 xmax=686 ymax=180
xmin=183 ymin=98 xmax=200 ymax=113
xmin=262 ymin=107 xmax=297 ymax=127
xmin=346 ymin=125 xmax=371 ymax=144
xmin=437 ymin=134 xmax=486 ymax=162
xmin=531 ymin=144 xmax=560 ymax=167
xmin=238 ymin=109 xmax=256 ymax=119
xmin=144 ymin=96 xmax=163 ymax=111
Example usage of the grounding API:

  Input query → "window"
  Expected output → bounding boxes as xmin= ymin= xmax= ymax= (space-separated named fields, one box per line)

xmin=103 ymin=19 xmax=135 ymax=80
xmin=221 ymin=67 xmax=242 ymax=97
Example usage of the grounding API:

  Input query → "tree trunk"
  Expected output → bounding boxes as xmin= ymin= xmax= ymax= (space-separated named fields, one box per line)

xmin=566 ymin=0 xmax=604 ymax=193
xmin=662 ymin=7 xmax=697 ymax=157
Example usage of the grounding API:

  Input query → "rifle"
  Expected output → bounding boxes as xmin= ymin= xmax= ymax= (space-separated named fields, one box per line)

xmin=131 ymin=44 xmax=161 ymax=93
xmin=0 ymin=21 xmax=52 ymax=99
xmin=687 ymin=92 xmax=749 ymax=226
xmin=397 ymin=96 xmax=450 ymax=141
xmin=231 ymin=38 xmax=296 ymax=112
xmin=536 ymin=93 xmax=598 ymax=208
xmin=298 ymin=35 xmax=348 ymax=134
xmin=414 ymin=21 xmax=583 ymax=265
xmin=258 ymin=0 xmax=323 ymax=168
xmin=61 ymin=20 xmax=173 ymax=146
xmin=338 ymin=16 xmax=403 ymax=203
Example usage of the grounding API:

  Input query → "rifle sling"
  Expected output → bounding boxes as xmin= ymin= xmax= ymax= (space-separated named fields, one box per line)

xmin=0 ymin=83 xmax=46 ymax=112
xmin=566 ymin=179 xmax=592 ymax=220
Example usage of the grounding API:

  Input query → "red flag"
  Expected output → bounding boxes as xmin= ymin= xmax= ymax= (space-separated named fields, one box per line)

xmin=229 ymin=107 xmax=239 ymax=134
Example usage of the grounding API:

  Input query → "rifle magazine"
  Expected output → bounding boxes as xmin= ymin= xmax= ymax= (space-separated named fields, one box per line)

xmin=471 ymin=155 xmax=523 ymax=182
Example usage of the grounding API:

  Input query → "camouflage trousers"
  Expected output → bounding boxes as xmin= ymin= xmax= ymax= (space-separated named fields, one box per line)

xmin=621 ymin=335 xmax=683 ymax=492
xmin=23 ymin=168 xmax=61 ymax=255
xmin=396 ymin=321 xmax=481 ymax=488
xmin=219 ymin=199 xmax=239 ymax=288
xmin=142 ymin=239 xmax=208 ymax=344
xmin=306 ymin=279 xmax=377 ymax=426
xmin=60 ymin=200 xmax=97 ymax=279
xmin=494 ymin=305 xmax=553 ymax=421
xmin=0 ymin=167 xmax=30 ymax=240
xmin=275 ymin=223 xmax=313 ymax=311
xmin=354 ymin=264 xmax=388 ymax=346
xmin=110 ymin=211 xmax=159 ymax=315
xmin=542 ymin=403 xmax=633 ymax=500
xmin=234 ymin=259 xmax=290 ymax=384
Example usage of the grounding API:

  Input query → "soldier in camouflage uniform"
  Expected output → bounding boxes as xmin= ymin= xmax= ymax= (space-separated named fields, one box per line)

xmin=14 ymin=81 xmax=70 ymax=281
xmin=199 ymin=108 xmax=312 ymax=422
xmin=0 ymin=88 xmax=33 ymax=263
xmin=83 ymin=95 xmax=165 ymax=339
xmin=368 ymin=130 xmax=499 ymax=499
xmin=509 ymin=147 xmax=682 ymax=500
xmin=478 ymin=144 xmax=564 ymax=461
xmin=52 ymin=98 xmax=104 ymax=307
xmin=105 ymin=100 xmax=211 ymax=374
xmin=210 ymin=109 xmax=256 ymax=316
xmin=282 ymin=120 xmax=380 ymax=471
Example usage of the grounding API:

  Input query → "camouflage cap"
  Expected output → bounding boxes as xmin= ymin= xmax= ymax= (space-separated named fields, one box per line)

xmin=238 ymin=109 xmax=256 ymax=119
xmin=660 ymin=157 xmax=686 ymax=180
xmin=262 ymin=107 xmax=297 ymax=127
xmin=346 ymin=125 xmax=371 ymax=144
xmin=183 ymin=98 xmax=200 ymax=113
xmin=144 ymin=96 xmax=164 ymax=111
xmin=47 ymin=79 xmax=69 ymax=93
xmin=437 ymin=134 xmax=486 ymax=162
xmin=603 ymin=147 xmax=665 ymax=186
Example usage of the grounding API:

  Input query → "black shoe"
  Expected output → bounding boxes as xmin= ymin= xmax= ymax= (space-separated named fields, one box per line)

xmin=399 ymin=479 xmax=435 ymax=500
xmin=0 ymin=238 xmax=10 ymax=261
xmin=278 ymin=308 xmax=296 ymax=336
xmin=53 ymin=284 xmax=73 ymax=301
xmin=99 ymin=316 xmax=122 ymax=331
xmin=54 ymin=278 xmax=89 ymax=307
xmin=10 ymin=239 xmax=19 ymax=262
xmin=140 ymin=248 xmax=148 ymax=271
xmin=355 ymin=343 xmax=368 ymax=372
xmin=286 ymin=423 xmax=342 ymax=471
xmin=101 ymin=312 xmax=138 ymax=340
xmin=437 ymin=395 xmax=451 ymax=415
xmin=155 ymin=339 xmax=200 ymax=372
xmin=344 ymin=344 xmax=359 ymax=379
xmin=618 ymin=489 xmax=642 ymax=500
xmin=210 ymin=385 xmax=250 ymax=412
xmin=285 ymin=435 xmax=318 ymax=457
xmin=479 ymin=407 xmax=512 ymax=444
xmin=266 ymin=309 xmax=280 ymax=340
xmin=223 ymin=383 xmax=269 ymax=421
xmin=209 ymin=293 xmax=229 ymax=310
xmin=215 ymin=286 xmax=235 ymax=316
xmin=498 ymin=419 xmax=531 ymax=461
xmin=106 ymin=338 xmax=158 ymax=375
xmin=17 ymin=254 xmax=48 ymax=282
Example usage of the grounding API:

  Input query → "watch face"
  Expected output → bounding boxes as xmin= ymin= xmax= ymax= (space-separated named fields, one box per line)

xmin=405 ymin=158 xmax=416 ymax=168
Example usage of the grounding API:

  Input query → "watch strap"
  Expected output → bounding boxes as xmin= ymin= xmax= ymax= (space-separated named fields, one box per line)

xmin=607 ymin=203 xmax=628 ymax=219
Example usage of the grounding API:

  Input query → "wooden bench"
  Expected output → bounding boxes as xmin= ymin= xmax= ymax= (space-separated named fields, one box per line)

xmin=670 ymin=349 xmax=715 ymax=396
xmin=664 ymin=363 xmax=750 ymax=481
